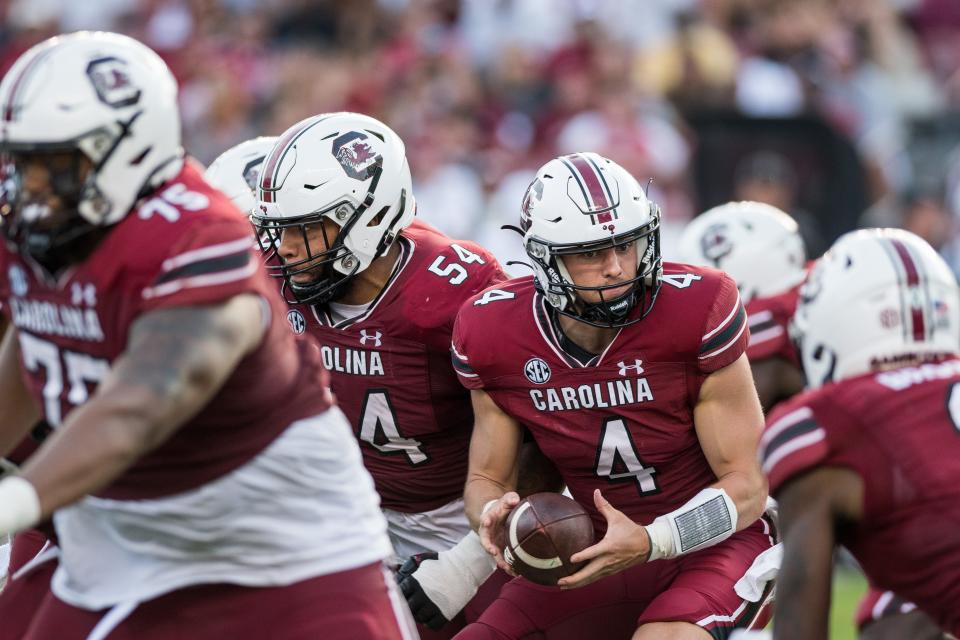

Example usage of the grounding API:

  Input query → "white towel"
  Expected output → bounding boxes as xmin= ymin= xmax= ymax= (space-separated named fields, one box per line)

xmin=735 ymin=542 xmax=783 ymax=602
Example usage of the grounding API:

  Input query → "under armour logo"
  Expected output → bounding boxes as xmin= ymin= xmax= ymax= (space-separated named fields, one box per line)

xmin=359 ymin=329 xmax=382 ymax=347
xmin=617 ymin=359 xmax=644 ymax=376
xmin=71 ymin=282 xmax=97 ymax=307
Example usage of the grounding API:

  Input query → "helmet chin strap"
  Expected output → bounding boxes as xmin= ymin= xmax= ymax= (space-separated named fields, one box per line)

xmin=579 ymin=286 xmax=637 ymax=324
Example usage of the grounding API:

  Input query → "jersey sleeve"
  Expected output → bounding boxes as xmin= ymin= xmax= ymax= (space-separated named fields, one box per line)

xmin=137 ymin=218 xmax=260 ymax=313
xmin=451 ymin=299 xmax=486 ymax=390
xmin=761 ymin=398 xmax=831 ymax=495
xmin=697 ymin=273 xmax=749 ymax=373
xmin=745 ymin=298 xmax=789 ymax=361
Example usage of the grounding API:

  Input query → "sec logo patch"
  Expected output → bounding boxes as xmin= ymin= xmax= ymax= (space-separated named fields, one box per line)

xmin=287 ymin=309 xmax=306 ymax=334
xmin=524 ymin=357 xmax=551 ymax=384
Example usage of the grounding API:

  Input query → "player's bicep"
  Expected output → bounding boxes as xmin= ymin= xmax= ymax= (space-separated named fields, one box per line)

xmin=97 ymin=294 xmax=266 ymax=447
xmin=695 ymin=353 xmax=764 ymax=478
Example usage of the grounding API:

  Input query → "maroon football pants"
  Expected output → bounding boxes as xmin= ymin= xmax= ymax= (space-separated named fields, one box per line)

xmin=21 ymin=562 xmax=415 ymax=640
xmin=454 ymin=519 xmax=775 ymax=640
xmin=0 ymin=529 xmax=57 ymax=640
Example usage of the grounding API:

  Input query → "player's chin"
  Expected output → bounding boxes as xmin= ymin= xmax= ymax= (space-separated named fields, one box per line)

xmin=291 ymin=274 xmax=318 ymax=285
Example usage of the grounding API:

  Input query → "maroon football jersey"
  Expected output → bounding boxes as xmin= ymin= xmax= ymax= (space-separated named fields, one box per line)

xmin=745 ymin=284 xmax=800 ymax=366
xmin=453 ymin=264 xmax=749 ymax=532
xmin=762 ymin=360 xmax=960 ymax=634
xmin=0 ymin=161 xmax=332 ymax=500
xmin=287 ymin=219 xmax=506 ymax=512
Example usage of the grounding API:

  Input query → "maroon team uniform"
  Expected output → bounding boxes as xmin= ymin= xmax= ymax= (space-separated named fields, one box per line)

xmin=451 ymin=264 xmax=774 ymax=639
xmin=289 ymin=219 xmax=506 ymax=514
xmin=745 ymin=284 xmax=800 ymax=366
xmin=0 ymin=438 xmax=57 ymax=640
xmin=0 ymin=162 xmax=405 ymax=640
xmin=762 ymin=359 xmax=960 ymax=636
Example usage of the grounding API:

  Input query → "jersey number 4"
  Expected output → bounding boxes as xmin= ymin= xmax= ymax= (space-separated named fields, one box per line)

xmin=594 ymin=417 xmax=660 ymax=495
xmin=358 ymin=389 xmax=429 ymax=465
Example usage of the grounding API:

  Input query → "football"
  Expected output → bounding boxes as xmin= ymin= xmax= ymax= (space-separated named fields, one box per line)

xmin=502 ymin=492 xmax=595 ymax=586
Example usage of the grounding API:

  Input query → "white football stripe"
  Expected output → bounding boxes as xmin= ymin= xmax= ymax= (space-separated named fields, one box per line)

xmin=508 ymin=502 xmax=563 ymax=570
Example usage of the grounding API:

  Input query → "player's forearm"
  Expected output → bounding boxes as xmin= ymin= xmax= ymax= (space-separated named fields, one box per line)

xmin=712 ymin=467 xmax=768 ymax=530
xmin=772 ymin=549 xmax=831 ymax=640
xmin=20 ymin=388 xmax=160 ymax=516
xmin=19 ymin=298 xmax=264 ymax=519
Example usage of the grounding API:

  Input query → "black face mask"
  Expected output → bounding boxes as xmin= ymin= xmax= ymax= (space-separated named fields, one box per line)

xmin=0 ymin=149 xmax=107 ymax=277
xmin=579 ymin=285 xmax=639 ymax=325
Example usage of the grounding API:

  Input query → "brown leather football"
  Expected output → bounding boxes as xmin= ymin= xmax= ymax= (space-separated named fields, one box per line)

xmin=502 ymin=492 xmax=595 ymax=586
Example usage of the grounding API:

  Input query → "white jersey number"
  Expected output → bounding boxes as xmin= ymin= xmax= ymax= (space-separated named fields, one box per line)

xmin=18 ymin=332 xmax=110 ymax=427
xmin=662 ymin=273 xmax=702 ymax=289
xmin=473 ymin=289 xmax=516 ymax=306
xmin=428 ymin=244 xmax=486 ymax=285
xmin=358 ymin=389 xmax=428 ymax=465
xmin=594 ymin=417 xmax=660 ymax=495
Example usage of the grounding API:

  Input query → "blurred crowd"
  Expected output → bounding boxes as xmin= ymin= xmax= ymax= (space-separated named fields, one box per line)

xmin=3 ymin=0 xmax=960 ymax=272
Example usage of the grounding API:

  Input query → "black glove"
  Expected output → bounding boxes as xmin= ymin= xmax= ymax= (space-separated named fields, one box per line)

xmin=396 ymin=552 xmax=449 ymax=631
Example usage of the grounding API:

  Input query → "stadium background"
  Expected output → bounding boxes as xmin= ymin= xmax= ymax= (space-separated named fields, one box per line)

xmin=5 ymin=0 xmax=960 ymax=636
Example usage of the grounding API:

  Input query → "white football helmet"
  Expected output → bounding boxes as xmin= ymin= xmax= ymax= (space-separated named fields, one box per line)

xmin=0 ymin=31 xmax=182 ymax=272
xmin=205 ymin=136 xmax=277 ymax=215
xmin=252 ymin=112 xmax=414 ymax=305
xmin=792 ymin=228 xmax=960 ymax=389
xmin=521 ymin=152 xmax=661 ymax=327
xmin=677 ymin=201 xmax=805 ymax=303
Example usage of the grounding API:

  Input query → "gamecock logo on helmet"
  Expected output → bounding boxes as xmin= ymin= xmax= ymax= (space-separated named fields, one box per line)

xmin=242 ymin=155 xmax=268 ymax=191
xmin=332 ymin=131 xmax=382 ymax=180
xmin=701 ymin=223 xmax=733 ymax=264
xmin=520 ymin=178 xmax=544 ymax=233
xmin=86 ymin=57 xmax=141 ymax=108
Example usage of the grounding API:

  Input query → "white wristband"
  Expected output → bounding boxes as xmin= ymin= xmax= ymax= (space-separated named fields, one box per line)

xmin=644 ymin=487 xmax=738 ymax=561
xmin=0 ymin=477 xmax=41 ymax=537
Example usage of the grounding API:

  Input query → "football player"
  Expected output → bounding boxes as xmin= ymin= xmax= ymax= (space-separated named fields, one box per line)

xmin=763 ymin=228 xmax=960 ymax=639
xmin=677 ymin=201 xmax=806 ymax=411
xmin=452 ymin=153 xmax=774 ymax=638
xmin=0 ymin=32 xmax=411 ymax=639
xmin=252 ymin=112 xmax=519 ymax=638
xmin=204 ymin=136 xmax=278 ymax=215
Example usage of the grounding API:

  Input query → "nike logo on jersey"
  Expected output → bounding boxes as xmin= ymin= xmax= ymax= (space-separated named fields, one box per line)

xmin=530 ymin=378 xmax=654 ymax=412
xmin=320 ymin=345 xmax=385 ymax=377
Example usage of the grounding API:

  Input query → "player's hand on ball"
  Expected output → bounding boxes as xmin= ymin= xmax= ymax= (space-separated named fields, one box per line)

xmin=557 ymin=489 xmax=650 ymax=590
xmin=479 ymin=492 xmax=520 ymax=576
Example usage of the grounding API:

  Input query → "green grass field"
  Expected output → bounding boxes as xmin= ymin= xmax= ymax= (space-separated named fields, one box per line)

xmin=829 ymin=568 xmax=869 ymax=640
xmin=764 ymin=567 xmax=867 ymax=639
